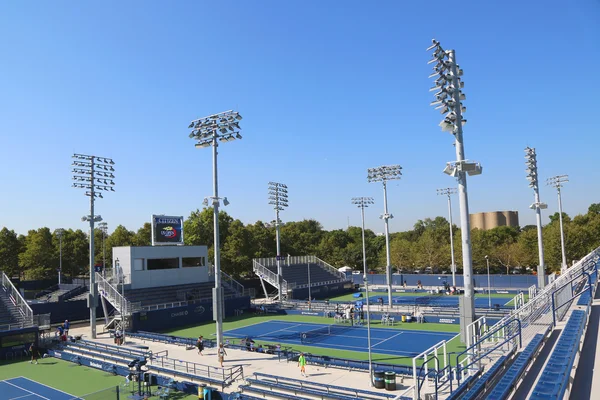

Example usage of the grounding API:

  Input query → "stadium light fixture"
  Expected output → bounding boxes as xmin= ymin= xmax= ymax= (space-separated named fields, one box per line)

xmin=351 ymin=196 xmax=374 ymax=386
xmin=427 ymin=39 xmax=480 ymax=342
xmin=367 ymin=165 xmax=402 ymax=307
xmin=547 ymin=174 xmax=569 ymax=273
xmin=525 ymin=147 xmax=547 ymax=288
xmin=188 ymin=110 xmax=242 ymax=347
xmin=268 ymin=181 xmax=289 ymax=301
xmin=437 ymin=188 xmax=457 ymax=286
xmin=55 ymin=228 xmax=64 ymax=285
xmin=72 ymin=153 xmax=116 ymax=339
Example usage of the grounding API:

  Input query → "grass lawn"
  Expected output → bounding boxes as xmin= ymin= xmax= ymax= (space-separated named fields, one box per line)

xmin=164 ymin=313 xmax=465 ymax=367
xmin=0 ymin=358 xmax=196 ymax=399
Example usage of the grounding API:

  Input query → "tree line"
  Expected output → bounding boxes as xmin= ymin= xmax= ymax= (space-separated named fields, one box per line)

xmin=1 ymin=204 xmax=599 ymax=280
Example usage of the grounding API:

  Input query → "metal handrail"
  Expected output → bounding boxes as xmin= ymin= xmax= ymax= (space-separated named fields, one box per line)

xmin=221 ymin=271 xmax=244 ymax=295
xmin=2 ymin=272 xmax=33 ymax=322
xmin=95 ymin=272 xmax=141 ymax=315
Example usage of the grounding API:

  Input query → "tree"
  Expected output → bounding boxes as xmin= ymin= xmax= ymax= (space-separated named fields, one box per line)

xmin=389 ymin=238 xmax=414 ymax=271
xmin=133 ymin=223 xmax=152 ymax=246
xmin=19 ymin=228 xmax=55 ymax=280
xmin=59 ymin=229 xmax=89 ymax=278
xmin=221 ymin=219 xmax=252 ymax=277
xmin=0 ymin=228 xmax=21 ymax=278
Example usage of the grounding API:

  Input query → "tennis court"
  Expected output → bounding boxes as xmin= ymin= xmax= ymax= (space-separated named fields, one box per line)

xmin=368 ymin=294 xmax=514 ymax=307
xmin=224 ymin=320 xmax=456 ymax=357
xmin=0 ymin=377 xmax=75 ymax=400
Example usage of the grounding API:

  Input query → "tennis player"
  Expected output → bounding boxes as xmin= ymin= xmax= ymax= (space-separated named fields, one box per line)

xmin=298 ymin=352 xmax=307 ymax=377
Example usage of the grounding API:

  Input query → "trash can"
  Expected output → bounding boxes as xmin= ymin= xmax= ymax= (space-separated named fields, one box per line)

xmin=373 ymin=371 xmax=385 ymax=389
xmin=198 ymin=384 xmax=207 ymax=399
xmin=406 ymin=315 xmax=412 ymax=323
xmin=401 ymin=315 xmax=407 ymax=323
xmin=385 ymin=371 xmax=397 ymax=391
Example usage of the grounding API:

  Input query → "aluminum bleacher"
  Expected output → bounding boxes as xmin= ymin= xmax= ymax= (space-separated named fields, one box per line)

xmin=263 ymin=263 xmax=342 ymax=287
xmin=124 ymin=282 xmax=236 ymax=308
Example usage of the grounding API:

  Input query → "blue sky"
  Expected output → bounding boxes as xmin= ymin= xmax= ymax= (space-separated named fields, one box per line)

xmin=0 ymin=1 xmax=598 ymax=235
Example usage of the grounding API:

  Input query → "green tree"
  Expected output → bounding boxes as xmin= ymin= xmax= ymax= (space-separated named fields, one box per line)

xmin=59 ymin=229 xmax=89 ymax=278
xmin=19 ymin=228 xmax=56 ymax=279
xmin=221 ymin=219 xmax=252 ymax=277
xmin=133 ymin=223 xmax=152 ymax=246
xmin=0 ymin=228 xmax=21 ymax=278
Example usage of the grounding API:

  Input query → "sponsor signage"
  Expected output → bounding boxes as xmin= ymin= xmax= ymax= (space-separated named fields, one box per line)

xmin=171 ymin=310 xmax=189 ymax=318
xmin=151 ymin=215 xmax=184 ymax=246
xmin=90 ymin=362 xmax=103 ymax=369
xmin=301 ymin=311 xmax=320 ymax=316
xmin=439 ymin=318 xmax=457 ymax=324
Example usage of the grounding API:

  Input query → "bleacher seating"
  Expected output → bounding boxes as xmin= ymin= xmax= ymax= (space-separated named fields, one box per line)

xmin=124 ymin=282 xmax=236 ymax=308
xmin=485 ymin=333 xmax=546 ymax=400
xmin=240 ymin=372 xmax=401 ymax=400
xmin=529 ymin=310 xmax=587 ymax=399
xmin=0 ymin=300 xmax=17 ymax=327
xmin=446 ymin=373 xmax=479 ymax=400
xmin=264 ymin=263 xmax=344 ymax=287
xmin=460 ymin=355 xmax=507 ymax=400
xmin=0 ymin=288 xmax=23 ymax=329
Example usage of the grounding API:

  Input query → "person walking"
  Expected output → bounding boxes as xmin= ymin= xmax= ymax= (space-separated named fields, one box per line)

xmin=298 ymin=352 xmax=307 ymax=377
xmin=64 ymin=320 xmax=70 ymax=336
xmin=218 ymin=343 xmax=227 ymax=367
xmin=29 ymin=342 xmax=38 ymax=364
xmin=196 ymin=336 xmax=204 ymax=356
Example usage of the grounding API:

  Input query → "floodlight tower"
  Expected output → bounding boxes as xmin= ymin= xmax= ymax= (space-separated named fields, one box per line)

xmin=427 ymin=39 xmax=482 ymax=342
xmin=268 ymin=182 xmax=289 ymax=301
xmin=367 ymin=165 xmax=402 ymax=306
xmin=188 ymin=110 xmax=242 ymax=347
xmin=351 ymin=197 xmax=374 ymax=385
xmin=437 ymin=188 xmax=457 ymax=286
xmin=525 ymin=147 xmax=547 ymax=288
xmin=547 ymin=175 xmax=569 ymax=273
xmin=98 ymin=222 xmax=108 ymax=274
xmin=72 ymin=154 xmax=116 ymax=339
xmin=55 ymin=228 xmax=64 ymax=285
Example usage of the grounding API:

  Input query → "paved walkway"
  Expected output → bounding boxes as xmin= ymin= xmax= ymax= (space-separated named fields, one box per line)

xmin=67 ymin=326 xmax=414 ymax=397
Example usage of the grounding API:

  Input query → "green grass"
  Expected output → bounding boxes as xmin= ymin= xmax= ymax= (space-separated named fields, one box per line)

xmin=0 ymin=358 xmax=196 ymax=399
xmin=164 ymin=313 xmax=465 ymax=367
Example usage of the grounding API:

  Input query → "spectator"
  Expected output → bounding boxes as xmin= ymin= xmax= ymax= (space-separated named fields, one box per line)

xmin=403 ymin=281 xmax=407 ymax=289
xmin=115 ymin=329 xmax=123 ymax=345
xmin=29 ymin=342 xmax=38 ymax=364
xmin=378 ymin=297 xmax=384 ymax=310
xmin=218 ymin=343 xmax=227 ymax=367
xmin=298 ymin=352 xmax=307 ymax=377
xmin=56 ymin=324 xmax=64 ymax=340
xmin=196 ymin=336 xmax=204 ymax=356
xmin=417 ymin=280 xmax=422 ymax=289
xmin=64 ymin=320 xmax=70 ymax=336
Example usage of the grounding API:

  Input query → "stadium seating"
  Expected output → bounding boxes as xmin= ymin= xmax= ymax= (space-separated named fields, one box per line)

xmin=124 ymin=282 xmax=236 ymax=308
xmin=459 ymin=355 xmax=507 ymax=400
xmin=0 ymin=288 xmax=23 ymax=329
xmin=240 ymin=372 xmax=401 ymax=400
xmin=484 ymin=333 xmax=546 ymax=400
xmin=263 ymin=263 xmax=344 ymax=287
xmin=528 ymin=310 xmax=586 ymax=399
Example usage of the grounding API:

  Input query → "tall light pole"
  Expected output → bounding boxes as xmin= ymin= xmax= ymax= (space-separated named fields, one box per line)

xmin=55 ymin=229 xmax=64 ymax=285
xmin=485 ymin=255 xmax=491 ymax=309
xmin=525 ymin=147 xmax=547 ymax=288
xmin=547 ymin=175 xmax=569 ymax=273
xmin=98 ymin=222 xmax=108 ymax=276
xmin=427 ymin=39 xmax=482 ymax=342
xmin=367 ymin=165 xmax=402 ymax=306
xmin=268 ymin=182 xmax=289 ymax=301
xmin=188 ymin=110 xmax=242 ymax=347
xmin=437 ymin=188 xmax=457 ymax=286
xmin=351 ymin=197 xmax=374 ymax=385
xmin=72 ymin=154 xmax=115 ymax=339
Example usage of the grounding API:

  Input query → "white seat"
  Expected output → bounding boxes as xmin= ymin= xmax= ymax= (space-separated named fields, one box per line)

xmin=388 ymin=317 xmax=395 ymax=326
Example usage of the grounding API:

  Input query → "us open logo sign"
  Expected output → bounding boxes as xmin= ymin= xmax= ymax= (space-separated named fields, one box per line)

xmin=151 ymin=215 xmax=184 ymax=246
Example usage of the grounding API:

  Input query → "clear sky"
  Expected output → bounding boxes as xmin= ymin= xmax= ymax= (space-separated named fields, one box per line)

xmin=0 ymin=1 xmax=598 ymax=236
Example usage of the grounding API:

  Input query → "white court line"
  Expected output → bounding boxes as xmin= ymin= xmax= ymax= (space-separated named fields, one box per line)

xmin=13 ymin=377 xmax=75 ymax=398
xmin=2 ymin=380 xmax=50 ymax=400
xmin=371 ymin=331 xmax=404 ymax=348
xmin=255 ymin=324 xmax=304 ymax=338
xmin=10 ymin=395 xmax=38 ymax=400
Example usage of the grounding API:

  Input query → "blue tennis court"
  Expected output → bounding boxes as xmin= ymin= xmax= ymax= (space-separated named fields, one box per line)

xmin=368 ymin=294 xmax=514 ymax=307
xmin=0 ymin=377 xmax=75 ymax=400
xmin=224 ymin=320 xmax=456 ymax=357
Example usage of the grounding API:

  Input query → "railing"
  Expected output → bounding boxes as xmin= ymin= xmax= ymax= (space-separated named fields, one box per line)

xmin=253 ymin=260 xmax=288 ymax=296
xmin=253 ymin=255 xmax=348 ymax=281
xmin=2 ymin=272 xmax=33 ymax=324
xmin=0 ymin=321 xmax=30 ymax=332
xmin=220 ymin=271 xmax=244 ymax=296
xmin=57 ymin=285 xmax=87 ymax=302
xmin=33 ymin=313 xmax=51 ymax=330
xmin=142 ymin=294 xmax=237 ymax=312
xmin=96 ymin=273 xmax=141 ymax=315
xmin=150 ymin=355 xmax=244 ymax=385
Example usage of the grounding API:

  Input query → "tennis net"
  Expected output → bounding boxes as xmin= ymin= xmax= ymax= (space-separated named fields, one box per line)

xmin=300 ymin=324 xmax=354 ymax=344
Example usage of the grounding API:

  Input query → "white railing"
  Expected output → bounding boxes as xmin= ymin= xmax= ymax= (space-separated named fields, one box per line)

xmin=253 ymin=255 xmax=348 ymax=280
xmin=2 ymin=272 xmax=33 ymax=323
xmin=221 ymin=271 xmax=244 ymax=296
xmin=95 ymin=273 xmax=141 ymax=315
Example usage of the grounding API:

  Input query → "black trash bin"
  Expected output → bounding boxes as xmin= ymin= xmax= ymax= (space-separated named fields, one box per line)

xmin=373 ymin=371 xmax=385 ymax=389
xmin=384 ymin=371 xmax=396 ymax=391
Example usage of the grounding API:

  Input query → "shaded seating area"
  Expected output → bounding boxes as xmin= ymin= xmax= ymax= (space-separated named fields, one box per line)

xmin=529 ymin=310 xmax=587 ymax=399
xmin=124 ymin=282 xmax=236 ymax=308
xmin=264 ymin=263 xmax=344 ymax=287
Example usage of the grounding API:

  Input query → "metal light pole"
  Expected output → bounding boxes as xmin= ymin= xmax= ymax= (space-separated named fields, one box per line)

xmin=547 ymin=175 xmax=569 ymax=273
xmin=525 ymin=147 xmax=547 ymax=288
xmin=268 ymin=182 xmax=289 ymax=301
xmin=485 ymin=255 xmax=491 ymax=309
xmin=98 ymin=222 xmax=108 ymax=276
xmin=437 ymin=188 xmax=457 ymax=286
xmin=307 ymin=263 xmax=312 ymax=306
xmin=72 ymin=154 xmax=115 ymax=339
xmin=367 ymin=165 xmax=402 ymax=306
xmin=427 ymin=39 xmax=482 ymax=342
xmin=189 ymin=110 xmax=242 ymax=347
xmin=351 ymin=197 xmax=374 ymax=386
xmin=55 ymin=229 xmax=64 ymax=285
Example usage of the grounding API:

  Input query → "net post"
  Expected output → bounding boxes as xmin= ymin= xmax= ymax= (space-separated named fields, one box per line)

xmin=116 ymin=385 xmax=120 ymax=400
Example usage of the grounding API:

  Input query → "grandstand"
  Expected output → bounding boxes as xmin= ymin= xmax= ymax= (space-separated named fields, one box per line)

xmin=253 ymin=255 xmax=352 ymax=300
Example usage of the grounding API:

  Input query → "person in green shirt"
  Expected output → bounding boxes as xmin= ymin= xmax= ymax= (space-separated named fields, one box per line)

xmin=298 ymin=352 xmax=307 ymax=377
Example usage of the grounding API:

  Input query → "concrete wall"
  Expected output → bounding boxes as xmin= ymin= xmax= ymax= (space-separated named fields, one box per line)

xmin=112 ymin=246 xmax=210 ymax=290
xmin=470 ymin=210 xmax=519 ymax=230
